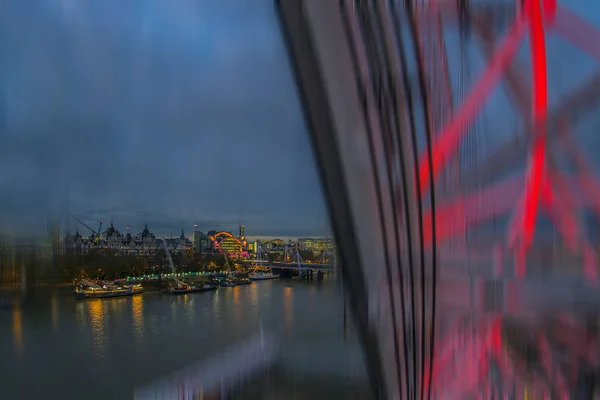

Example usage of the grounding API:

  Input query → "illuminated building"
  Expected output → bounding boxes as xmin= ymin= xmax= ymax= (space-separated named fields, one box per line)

xmin=209 ymin=232 xmax=243 ymax=256
xmin=297 ymin=237 xmax=335 ymax=253
xmin=193 ymin=225 xmax=198 ymax=252
xmin=194 ymin=231 xmax=212 ymax=252
xmin=262 ymin=239 xmax=284 ymax=251
xmin=65 ymin=223 xmax=164 ymax=257
xmin=246 ymin=241 xmax=258 ymax=253
xmin=220 ymin=237 xmax=242 ymax=253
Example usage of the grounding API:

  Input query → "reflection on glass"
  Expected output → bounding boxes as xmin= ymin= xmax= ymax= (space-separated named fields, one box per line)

xmin=87 ymin=300 xmax=106 ymax=356
xmin=12 ymin=306 xmax=22 ymax=351
xmin=283 ymin=286 xmax=293 ymax=334
xmin=132 ymin=295 xmax=144 ymax=343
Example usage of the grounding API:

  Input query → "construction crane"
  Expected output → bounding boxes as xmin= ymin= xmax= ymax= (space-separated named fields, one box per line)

xmin=161 ymin=238 xmax=180 ymax=288
xmin=69 ymin=213 xmax=102 ymax=242
xmin=223 ymin=249 xmax=233 ymax=273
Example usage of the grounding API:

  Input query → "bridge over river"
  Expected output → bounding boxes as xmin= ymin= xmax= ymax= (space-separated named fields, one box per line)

xmin=240 ymin=260 xmax=336 ymax=271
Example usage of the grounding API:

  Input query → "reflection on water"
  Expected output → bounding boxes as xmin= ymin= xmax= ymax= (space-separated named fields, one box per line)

xmin=250 ymin=281 xmax=260 ymax=320
xmin=212 ymin=290 xmax=221 ymax=318
xmin=0 ymin=277 xmax=361 ymax=399
xmin=233 ymin=286 xmax=242 ymax=325
xmin=283 ymin=286 xmax=293 ymax=334
xmin=171 ymin=300 xmax=178 ymax=322
xmin=87 ymin=300 xmax=106 ymax=358
xmin=51 ymin=295 xmax=59 ymax=331
xmin=75 ymin=301 xmax=87 ymax=330
xmin=183 ymin=294 xmax=195 ymax=323
xmin=308 ymin=284 xmax=317 ymax=310
xmin=132 ymin=295 xmax=144 ymax=343
xmin=232 ymin=286 xmax=240 ymax=305
xmin=12 ymin=306 xmax=22 ymax=351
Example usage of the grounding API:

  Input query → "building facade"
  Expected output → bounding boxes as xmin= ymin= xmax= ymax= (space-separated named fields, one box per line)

xmin=297 ymin=237 xmax=335 ymax=253
xmin=65 ymin=223 xmax=192 ymax=257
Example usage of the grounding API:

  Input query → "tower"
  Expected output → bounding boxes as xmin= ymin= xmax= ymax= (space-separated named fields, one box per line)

xmin=193 ymin=224 xmax=199 ymax=253
xmin=239 ymin=224 xmax=245 ymax=239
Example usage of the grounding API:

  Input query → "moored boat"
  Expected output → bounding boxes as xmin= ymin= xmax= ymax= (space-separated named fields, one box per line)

xmin=219 ymin=276 xmax=252 ymax=287
xmin=249 ymin=272 xmax=279 ymax=281
xmin=75 ymin=280 xmax=143 ymax=300
xmin=233 ymin=278 xmax=252 ymax=285
xmin=164 ymin=282 xmax=217 ymax=295
xmin=249 ymin=247 xmax=278 ymax=281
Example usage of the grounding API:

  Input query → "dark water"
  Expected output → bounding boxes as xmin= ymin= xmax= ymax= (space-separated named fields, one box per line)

xmin=0 ymin=277 xmax=368 ymax=399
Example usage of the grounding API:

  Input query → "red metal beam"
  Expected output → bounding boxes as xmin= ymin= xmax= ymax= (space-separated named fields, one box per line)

xmin=518 ymin=0 xmax=550 ymax=265
xmin=414 ymin=2 xmax=517 ymax=26
xmin=554 ymin=6 xmax=600 ymax=64
xmin=423 ymin=171 xmax=600 ymax=251
xmin=507 ymin=190 xmax=527 ymax=250
xmin=418 ymin=3 xmax=600 ymax=257
xmin=542 ymin=169 xmax=580 ymax=252
xmin=453 ymin=72 xmax=600 ymax=197
xmin=473 ymin=16 xmax=532 ymax=119
xmin=474 ymin=21 xmax=596 ymax=257
xmin=423 ymin=176 xmax=524 ymax=245
xmin=422 ymin=171 xmax=600 ymax=247
xmin=418 ymin=17 xmax=527 ymax=194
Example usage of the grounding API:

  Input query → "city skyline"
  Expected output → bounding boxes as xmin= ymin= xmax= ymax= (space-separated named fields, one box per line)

xmin=61 ymin=218 xmax=331 ymax=243
xmin=0 ymin=0 xmax=327 ymax=238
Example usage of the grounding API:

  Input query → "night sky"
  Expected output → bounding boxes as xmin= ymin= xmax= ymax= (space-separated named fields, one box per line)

xmin=0 ymin=1 xmax=328 ymax=240
xmin=3 ymin=0 xmax=600 ymax=243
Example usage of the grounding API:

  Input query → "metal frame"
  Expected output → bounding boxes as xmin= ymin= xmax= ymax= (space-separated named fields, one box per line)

xmin=277 ymin=1 xmax=392 ymax=398
xmin=419 ymin=2 xmax=600 ymax=282
xmin=278 ymin=0 xmax=600 ymax=398
xmin=416 ymin=1 xmax=600 ymax=397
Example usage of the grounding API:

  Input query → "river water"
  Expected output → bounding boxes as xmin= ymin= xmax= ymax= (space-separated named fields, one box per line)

xmin=0 ymin=277 xmax=369 ymax=399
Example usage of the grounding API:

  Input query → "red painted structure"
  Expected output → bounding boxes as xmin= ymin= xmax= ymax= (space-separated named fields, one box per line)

xmin=416 ymin=0 xmax=600 ymax=397
xmin=420 ymin=1 xmax=600 ymax=270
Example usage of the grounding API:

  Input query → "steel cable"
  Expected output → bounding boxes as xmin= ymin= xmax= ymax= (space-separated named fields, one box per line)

xmin=340 ymin=1 xmax=409 ymax=396
xmin=398 ymin=0 xmax=439 ymax=398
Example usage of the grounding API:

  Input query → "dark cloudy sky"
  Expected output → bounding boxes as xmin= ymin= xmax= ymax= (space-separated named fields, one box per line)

xmin=0 ymin=1 xmax=328 ymax=239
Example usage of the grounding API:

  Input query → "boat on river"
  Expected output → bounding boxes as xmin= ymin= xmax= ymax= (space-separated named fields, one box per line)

xmin=219 ymin=250 xmax=252 ymax=287
xmin=249 ymin=245 xmax=279 ymax=281
xmin=219 ymin=279 xmax=252 ymax=287
xmin=159 ymin=238 xmax=218 ymax=295
xmin=163 ymin=282 xmax=217 ymax=295
xmin=218 ymin=275 xmax=252 ymax=287
xmin=74 ymin=280 xmax=143 ymax=300
xmin=249 ymin=271 xmax=279 ymax=281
